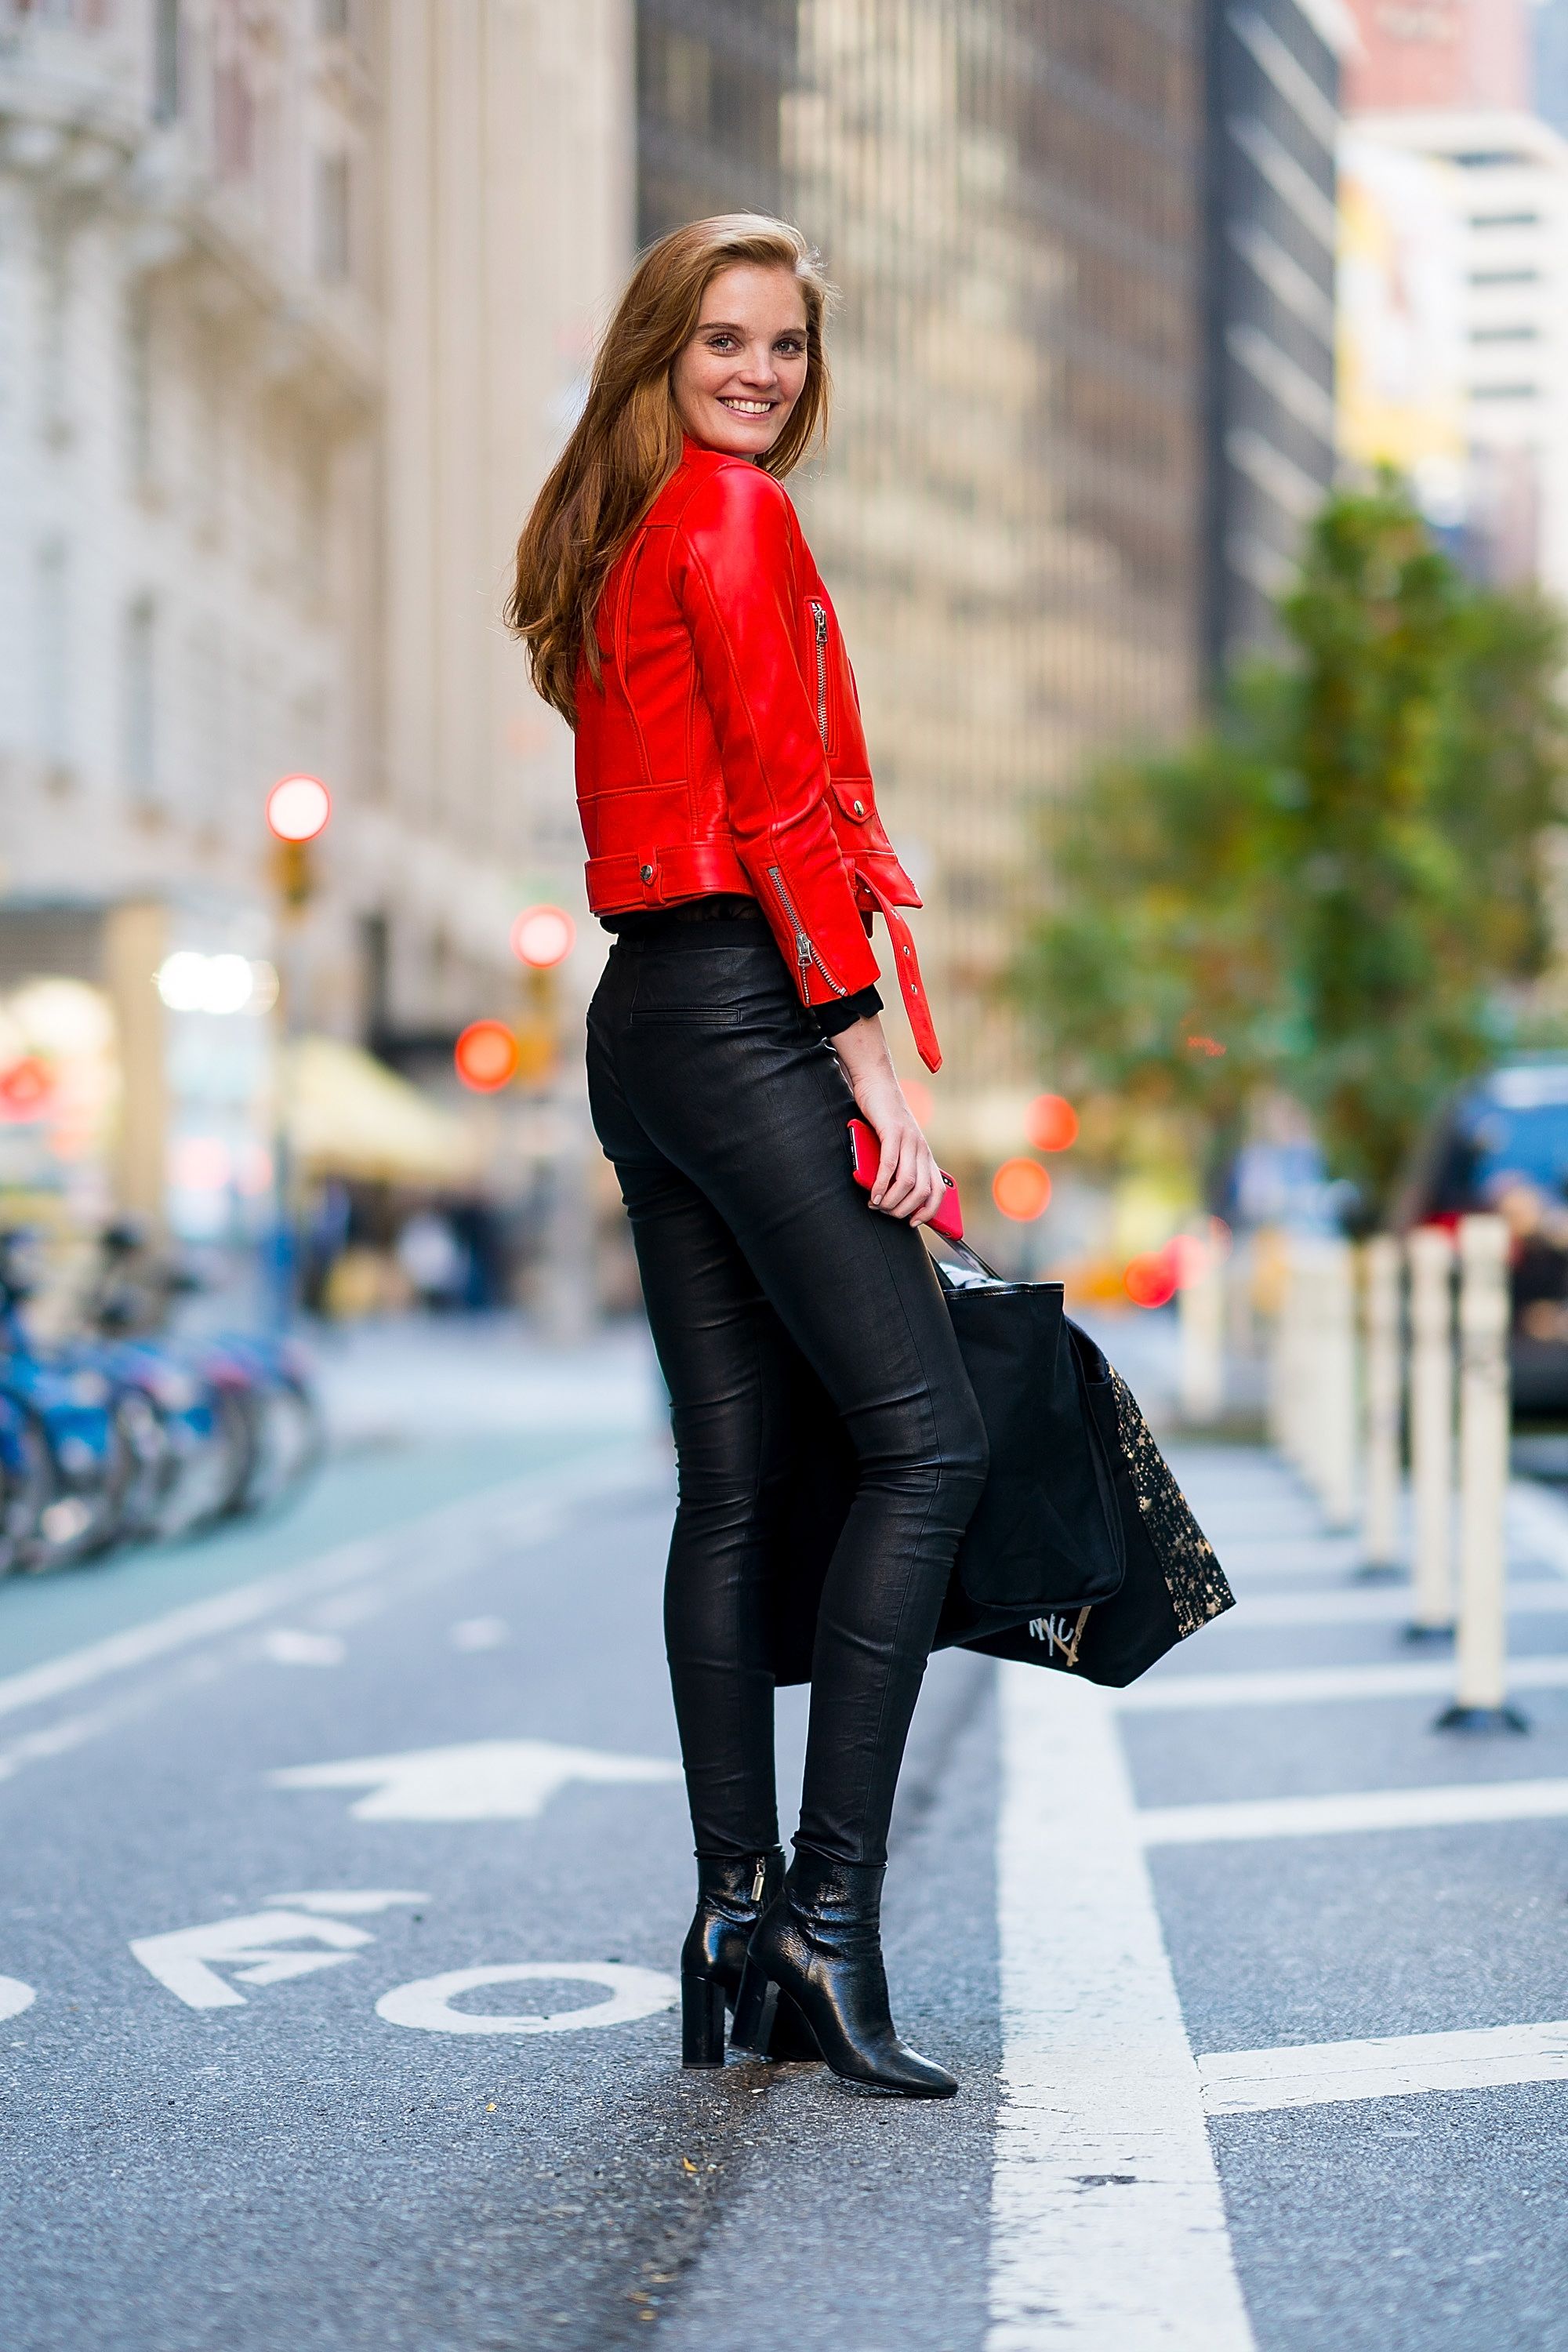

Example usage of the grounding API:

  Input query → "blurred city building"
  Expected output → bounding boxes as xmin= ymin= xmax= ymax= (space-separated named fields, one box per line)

xmin=1339 ymin=0 xmax=1568 ymax=596
xmin=638 ymin=0 xmax=1343 ymax=1155
xmin=0 ymin=0 xmax=630 ymax=1292
xmin=1202 ymin=0 xmax=1348 ymax=674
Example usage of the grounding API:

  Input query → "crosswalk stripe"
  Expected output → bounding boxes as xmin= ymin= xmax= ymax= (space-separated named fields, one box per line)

xmin=1198 ymin=2020 xmax=1568 ymax=2115
xmin=1139 ymin=1776 xmax=1568 ymax=1846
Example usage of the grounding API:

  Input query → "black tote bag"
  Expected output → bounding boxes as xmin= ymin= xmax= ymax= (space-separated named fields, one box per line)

xmin=764 ymin=1233 xmax=1233 ymax=1690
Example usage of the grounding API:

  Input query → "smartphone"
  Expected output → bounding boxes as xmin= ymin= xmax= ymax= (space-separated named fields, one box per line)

xmin=848 ymin=1116 xmax=964 ymax=1243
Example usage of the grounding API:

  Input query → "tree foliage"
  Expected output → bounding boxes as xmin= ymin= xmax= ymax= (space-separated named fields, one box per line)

xmin=1015 ymin=481 xmax=1568 ymax=1214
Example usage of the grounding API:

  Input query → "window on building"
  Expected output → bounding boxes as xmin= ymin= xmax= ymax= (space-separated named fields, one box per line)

xmin=213 ymin=63 xmax=254 ymax=179
xmin=35 ymin=542 xmax=71 ymax=772
xmin=1471 ymin=325 xmax=1541 ymax=343
xmin=318 ymin=0 xmax=350 ymax=34
xmin=152 ymin=0 xmax=180 ymax=122
xmin=1470 ymin=268 xmax=1541 ymax=286
xmin=315 ymin=152 xmax=351 ymax=281
xmin=1471 ymin=212 xmax=1540 ymax=229
xmin=125 ymin=282 xmax=154 ymax=482
xmin=122 ymin=597 xmax=159 ymax=804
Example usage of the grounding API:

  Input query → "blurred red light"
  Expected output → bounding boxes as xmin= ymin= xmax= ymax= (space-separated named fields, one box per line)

xmin=454 ymin=1020 xmax=521 ymax=1093
xmin=1024 ymin=1091 xmax=1079 ymax=1152
xmin=266 ymin=774 xmax=332 ymax=842
xmin=1124 ymin=1249 xmax=1178 ymax=1308
xmin=1185 ymin=1034 xmax=1225 ymax=1058
xmin=510 ymin=904 xmax=576 ymax=969
xmin=993 ymin=1157 xmax=1051 ymax=1221
xmin=0 ymin=1057 xmax=53 ymax=1118
xmin=903 ymin=1077 xmax=935 ymax=1126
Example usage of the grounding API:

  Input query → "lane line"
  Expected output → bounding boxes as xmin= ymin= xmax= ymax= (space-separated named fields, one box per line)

xmin=1199 ymin=2020 xmax=1568 ymax=2115
xmin=987 ymin=1667 xmax=1255 ymax=2351
xmin=1140 ymin=1776 xmax=1568 ymax=1847
xmin=0 ymin=1450 xmax=663 ymax=1727
xmin=1119 ymin=1654 xmax=1568 ymax=1713
xmin=1220 ymin=1581 xmax=1568 ymax=1630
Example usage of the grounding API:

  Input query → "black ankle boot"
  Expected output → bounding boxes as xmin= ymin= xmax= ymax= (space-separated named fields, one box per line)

xmin=731 ymin=1847 xmax=956 ymax=2097
xmin=680 ymin=1850 xmax=818 ymax=2067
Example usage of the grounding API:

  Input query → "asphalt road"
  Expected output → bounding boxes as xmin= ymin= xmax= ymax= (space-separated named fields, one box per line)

xmin=2 ymin=1320 xmax=1568 ymax=2350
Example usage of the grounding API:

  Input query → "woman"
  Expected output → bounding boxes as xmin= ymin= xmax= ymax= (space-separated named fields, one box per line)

xmin=507 ymin=216 xmax=986 ymax=2099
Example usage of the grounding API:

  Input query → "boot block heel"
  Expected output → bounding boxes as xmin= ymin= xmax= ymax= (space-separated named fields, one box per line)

xmin=681 ymin=1970 xmax=728 ymax=2068
xmin=731 ymin=1959 xmax=821 ymax=2063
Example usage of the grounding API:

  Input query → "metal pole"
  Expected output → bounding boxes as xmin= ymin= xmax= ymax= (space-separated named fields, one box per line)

xmin=1178 ymin=1229 xmax=1225 ymax=1425
xmin=1406 ymin=1225 xmax=1455 ymax=1639
xmin=1438 ymin=1214 xmax=1526 ymax=1733
xmin=1359 ymin=1235 xmax=1403 ymax=1577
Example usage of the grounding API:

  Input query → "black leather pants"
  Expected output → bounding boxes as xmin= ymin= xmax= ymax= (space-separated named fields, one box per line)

xmin=586 ymin=911 xmax=988 ymax=1867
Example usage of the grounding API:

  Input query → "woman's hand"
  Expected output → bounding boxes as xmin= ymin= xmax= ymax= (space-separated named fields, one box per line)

xmin=829 ymin=1014 xmax=947 ymax=1227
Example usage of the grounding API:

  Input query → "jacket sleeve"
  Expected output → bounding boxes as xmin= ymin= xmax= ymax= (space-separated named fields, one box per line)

xmin=670 ymin=464 xmax=880 ymax=1007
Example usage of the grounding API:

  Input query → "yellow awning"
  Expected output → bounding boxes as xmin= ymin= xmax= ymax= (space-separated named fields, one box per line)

xmin=285 ymin=1035 xmax=480 ymax=1185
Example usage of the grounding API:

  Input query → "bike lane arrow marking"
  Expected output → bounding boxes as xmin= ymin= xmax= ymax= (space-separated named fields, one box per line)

xmin=268 ymin=1739 xmax=681 ymax=1820
xmin=130 ymin=1891 xmax=428 ymax=2009
xmin=0 ymin=1976 xmax=36 ymax=2023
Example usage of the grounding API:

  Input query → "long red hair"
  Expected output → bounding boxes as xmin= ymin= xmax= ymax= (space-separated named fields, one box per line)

xmin=505 ymin=214 xmax=833 ymax=725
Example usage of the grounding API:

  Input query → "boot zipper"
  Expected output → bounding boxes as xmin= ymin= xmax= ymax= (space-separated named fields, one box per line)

xmin=767 ymin=865 xmax=848 ymax=996
xmin=809 ymin=598 xmax=829 ymax=745
xmin=751 ymin=1857 xmax=767 ymax=1907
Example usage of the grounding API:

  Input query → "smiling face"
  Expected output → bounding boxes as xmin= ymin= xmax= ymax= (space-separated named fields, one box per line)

xmin=670 ymin=263 xmax=811 ymax=459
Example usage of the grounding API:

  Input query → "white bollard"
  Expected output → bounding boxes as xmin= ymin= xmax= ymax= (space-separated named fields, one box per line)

xmin=1406 ymin=1225 xmax=1455 ymax=1636
xmin=1314 ymin=1234 xmax=1358 ymax=1530
xmin=1360 ymin=1235 xmax=1402 ymax=1575
xmin=1439 ymin=1214 xmax=1526 ymax=1732
xmin=1178 ymin=1229 xmax=1225 ymax=1424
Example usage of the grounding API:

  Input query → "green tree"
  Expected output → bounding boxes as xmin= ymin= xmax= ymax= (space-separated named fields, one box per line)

xmin=1016 ymin=480 xmax=1568 ymax=1216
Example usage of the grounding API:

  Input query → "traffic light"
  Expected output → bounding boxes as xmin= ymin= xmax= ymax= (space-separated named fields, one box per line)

xmin=454 ymin=1019 xmax=521 ymax=1093
xmin=266 ymin=774 xmax=332 ymax=909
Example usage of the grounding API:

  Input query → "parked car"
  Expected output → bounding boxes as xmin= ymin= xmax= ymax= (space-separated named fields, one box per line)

xmin=1402 ymin=1057 xmax=1568 ymax=1414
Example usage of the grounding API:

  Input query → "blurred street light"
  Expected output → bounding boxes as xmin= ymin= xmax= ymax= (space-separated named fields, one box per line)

xmin=1024 ymin=1092 xmax=1079 ymax=1152
xmin=993 ymin=1157 xmax=1051 ymax=1221
xmin=454 ymin=1019 xmax=521 ymax=1093
xmin=510 ymin=904 xmax=575 ymax=969
xmin=265 ymin=775 xmax=332 ymax=842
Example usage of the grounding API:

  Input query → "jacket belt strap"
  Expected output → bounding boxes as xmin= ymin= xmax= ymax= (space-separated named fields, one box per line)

xmin=855 ymin=867 xmax=942 ymax=1074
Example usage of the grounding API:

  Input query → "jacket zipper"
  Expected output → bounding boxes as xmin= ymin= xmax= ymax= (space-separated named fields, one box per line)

xmin=809 ymin=599 xmax=829 ymax=745
xmin=767 ymin=864 xmax=848 ymax=996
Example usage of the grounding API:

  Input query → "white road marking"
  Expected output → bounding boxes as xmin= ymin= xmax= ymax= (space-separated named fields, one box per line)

xmin=130 ymin=1911 xmax=375 ymax=2009
xmin=1221 ymin=1581 xmax=1568 ymax=1629
xmin=0 ymin=1976 xmax=36 ymax=2022
xmin=264 ymin=1889 xmax=429 ymax=1915
xmin=1199 ymin=2019 xmax=1568 ymax=2115
xmin=1119 ymin=1653 xmax=1568 ymax=1712
xmin=375 ymin=1960 xmax=678 ymax=2036
xmin=270 ymin=1737 xmax=681 ymax=1821
xmin=986 ymin=1666 xmax=1255 ymax=2352
xmin=0 ymin=1449 xmax=664 ymax=1729
xmin=261 ymin=1628 xmax=347 ymax=1667
xmin=450 ymin=1617 xmax=509 ymax=1650
xmin=1140 ymin=1776 xmax=1568 ymax=1846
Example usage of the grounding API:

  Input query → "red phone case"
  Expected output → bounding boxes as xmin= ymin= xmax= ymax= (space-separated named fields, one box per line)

xmin=847 ymin=1117 xmax=964 ymax=1242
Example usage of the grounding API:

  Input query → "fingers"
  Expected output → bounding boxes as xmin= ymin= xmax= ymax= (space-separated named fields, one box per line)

xmin=873 ymin=1126 xmax=942 ymax=1223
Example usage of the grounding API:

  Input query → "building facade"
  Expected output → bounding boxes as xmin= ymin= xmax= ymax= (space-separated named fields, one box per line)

xmin=0 ymin=0 xmax=630 ymax=1243
xmin=638 ymin=0 xmax=1212 ymax=1155
xmin=1201 ymin=0 xmax=1347 ymax=677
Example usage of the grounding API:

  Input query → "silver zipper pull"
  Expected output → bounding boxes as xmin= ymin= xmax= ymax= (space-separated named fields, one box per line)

xmin=812 ymin=602 xmax=828 ymax=644
xmin=751 ymin=1857 xmax=767 ymax=1906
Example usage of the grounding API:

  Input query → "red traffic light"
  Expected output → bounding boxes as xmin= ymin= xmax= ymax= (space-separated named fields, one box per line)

xmin=1024 ymin=1092 xmax=1079 ymax=1152
xmin=266 ymin=774 xmax=332 ymax=843
xmin=510 ymin=904 xmax=576 ymax=969
xmin=454 ymin=1020 xmax=520 ymax=1093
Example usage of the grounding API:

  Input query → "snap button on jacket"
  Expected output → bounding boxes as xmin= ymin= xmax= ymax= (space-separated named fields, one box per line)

xmin=574 ymin=439 xmax=940 ymax=1069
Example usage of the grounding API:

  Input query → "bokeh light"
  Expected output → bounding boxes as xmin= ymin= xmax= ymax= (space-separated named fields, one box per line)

xmin=992 ymin=1156 xmax=1051 ymax=1221
xmin=510 ymin=904 xmax=576 ymax=968
xmin=454 ymin=1019 xmax=520 ymax=1093
xmin=265 ymin=774 xmax=332 ymax=843
xmin=903 ymin=1077 xmax=935 ymax=1127
xmin=1124 ymin=1248 xmax=1178 ymax=1308
xmin=1024 ymin=1091 xmax=1079 ymax=1152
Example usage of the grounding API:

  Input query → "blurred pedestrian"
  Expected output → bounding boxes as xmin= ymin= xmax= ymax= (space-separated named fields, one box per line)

xmin=507 ymin=215 xmax=981 ymax=2096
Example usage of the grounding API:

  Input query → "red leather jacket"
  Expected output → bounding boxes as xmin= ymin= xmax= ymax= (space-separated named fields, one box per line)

xmin=574 ymin=439 xmax=940 ymax=1069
